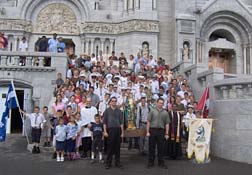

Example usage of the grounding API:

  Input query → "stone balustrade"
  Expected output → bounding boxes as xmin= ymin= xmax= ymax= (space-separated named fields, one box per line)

xmin=214 ymin=78 xmax=252 ymax=100
xmin=170 ymin=60 xmax=194 ymax=76
xmin=0 ymin=51 xmax=68 ymax=80
xmin=0 ymin=51 xmax=66 ymax=68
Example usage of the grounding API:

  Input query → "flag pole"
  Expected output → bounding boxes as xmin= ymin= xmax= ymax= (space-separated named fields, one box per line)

xmin=201 ymin=83 xmax=209 ymax=118
xmin=11 ymin=80 xmax=29 ymax=144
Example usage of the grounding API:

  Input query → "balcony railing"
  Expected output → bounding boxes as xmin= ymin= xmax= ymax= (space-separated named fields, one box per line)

xmin=214 ymin=78 xmax=252 ymax=100
xmin=0 ymin=51 xmax=66 ymax=67
xmin=0 ymin=51 xmax=68 ymax=76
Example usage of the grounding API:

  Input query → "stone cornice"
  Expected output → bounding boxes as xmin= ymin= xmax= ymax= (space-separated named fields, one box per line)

xmin=0 ymin=18 xmax=159 ymax=35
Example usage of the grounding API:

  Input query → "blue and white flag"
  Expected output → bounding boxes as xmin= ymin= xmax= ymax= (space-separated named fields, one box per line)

xmin=0 ymin=82 xmax=18 ymax=142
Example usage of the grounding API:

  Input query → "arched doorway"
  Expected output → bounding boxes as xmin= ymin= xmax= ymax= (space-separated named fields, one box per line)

xmin=208 ymin=29 xmax=236 ymax=73
xmin=200 ymin=11 xmax=252 ymax=74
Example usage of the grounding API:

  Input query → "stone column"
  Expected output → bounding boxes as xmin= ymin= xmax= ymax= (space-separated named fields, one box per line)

xmin=199 ymin=42 xmax=202 ymax=63
xmin=196 ymin=39 xmax=201 ymax=64
xmin=152 ymin=0 xmax=157 ymax=10
xmin=14 ymin=56 xmax=19 ymax=66
xmin=243 ymin=46 xmax=247 ymax=74
xmin=123 ymin=0 xmax=128 ymax=11
xmin=110 ymin=39 xmax=114 ymax=54
xmin=201 ymin=77 xmax=206 ymax=88
xmin=247 ymin=84 xmax=252 ymax=97
xmin=135 ymin=0 xmax=140 ymax=10
xmin=13 ymin=36 xmax=19 ymax=51
xmin=0 ymin=56 xmax=8 ymax=65
xmin=128 ymin=0 xmax=134 ymax=10
xmin=195 ymin=40 xmax=198 ymax=64
xmin=202 ymin=42 xmax=205 ymax=64
xmin=235 ymin=85 xmax=243 ymax=98
xmin=26 ymin=57 xmax=33 ymax=66
xmin=100 ymin=38 xmax=105 ymax=54
xmin=38 ymin=57 xmax=44 ymax=67
xmin=220 ymin=86 xmax=229 ymax=99
xmin=90 ymin=38 xmax=95 ymax=55
xmin=250 ymin=46 xmax=252 ymax=74
xmin=81 ymin=39 xmax=85 ymax=53
xmin=85 ymin=40 xmax=89 ymax=55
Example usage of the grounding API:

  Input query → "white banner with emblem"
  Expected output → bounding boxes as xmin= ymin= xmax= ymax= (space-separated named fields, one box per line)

xmin=187 ymin=118 xmax=213 ymax=163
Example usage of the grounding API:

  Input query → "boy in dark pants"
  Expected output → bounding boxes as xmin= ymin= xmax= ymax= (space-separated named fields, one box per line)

xmin=90 ymin=114 xmax=104 ymax=163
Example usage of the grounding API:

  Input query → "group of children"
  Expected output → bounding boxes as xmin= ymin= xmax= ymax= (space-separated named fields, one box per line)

xmin=54 ymin=112 xmax=104 ymax=163
xmin=22 ymin=106 xmax=104 ymax=163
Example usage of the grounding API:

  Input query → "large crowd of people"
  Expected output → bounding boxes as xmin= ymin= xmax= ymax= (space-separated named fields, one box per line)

xmin=18 ymin=33 xmax=203 ymax=169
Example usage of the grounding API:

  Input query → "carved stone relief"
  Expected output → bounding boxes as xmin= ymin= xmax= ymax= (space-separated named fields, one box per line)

xmin=0 ymin=19 xmax=31 ymax=32
xmin=80 ymin=20 xmax=159 ymax=34
xmin=34 ymin=3 xmax=79 ymax=34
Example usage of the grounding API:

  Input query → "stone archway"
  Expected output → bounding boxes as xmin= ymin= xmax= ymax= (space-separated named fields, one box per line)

xmin=21 ymin=0 xmax=90 ymax=22
xmin=200 ymin=11 xmax=252 ymax=74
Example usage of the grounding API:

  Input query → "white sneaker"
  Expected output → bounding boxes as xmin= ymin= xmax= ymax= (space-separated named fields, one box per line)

xmin=57 ymin=157 xmax=60 ymax=162
xmin=60 ymin=157 xmax=64 ymax=162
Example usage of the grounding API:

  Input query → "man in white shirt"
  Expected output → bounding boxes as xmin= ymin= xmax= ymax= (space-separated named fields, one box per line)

xmin=117 ymin=87 xmax=127 ymax=111
xmin=147 ymin=55 xmax=157 ymax=68
xmin=111 ymin=85 xmax=120 ymax=99
xmin=177 ymin=83 xmax=187 ymax=99
xmin=120 ymin=71 xmax=128 ymax=88
xmin=94 ymin=81 xmax=107 ymax=102
xmin=150 ymin=74 xmax=159 ymax=94
xmin=80 ymin=97 xmax=97 ymax=158
xmin=182 ymin=105 xmax=196 ymax=140
xmin=19 ymin=37 xmax=28 ymax=52
xmin=98 ymin=93 xmax=110 ymax=116
xmin=134 ymin=85 xmax=145 ymax=103
xmin=20 ymin=106 xmax=46 ymax=154
xmin=48 ymin=33 xmax=58 ymax=52
xmin=90 ymin=53 xmax=97 ymax=64
xmin=19 ymin=37 xmax=28 ymax=66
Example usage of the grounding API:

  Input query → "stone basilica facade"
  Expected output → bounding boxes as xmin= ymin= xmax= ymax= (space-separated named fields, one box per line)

xmin=1 ymin=0 xmax=252 ymax=164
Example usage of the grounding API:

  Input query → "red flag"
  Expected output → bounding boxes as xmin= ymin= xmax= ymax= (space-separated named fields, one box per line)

xmin=197 ymin=85 xmax=209 ymax=118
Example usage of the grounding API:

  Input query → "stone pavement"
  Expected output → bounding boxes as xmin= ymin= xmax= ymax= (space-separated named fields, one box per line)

xmin=0 ymin=134 xmax=251 ymax=175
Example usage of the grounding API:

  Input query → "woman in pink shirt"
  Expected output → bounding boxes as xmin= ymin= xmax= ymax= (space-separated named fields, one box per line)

xmin=52 ymin=94 xmax=65 ymax=116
